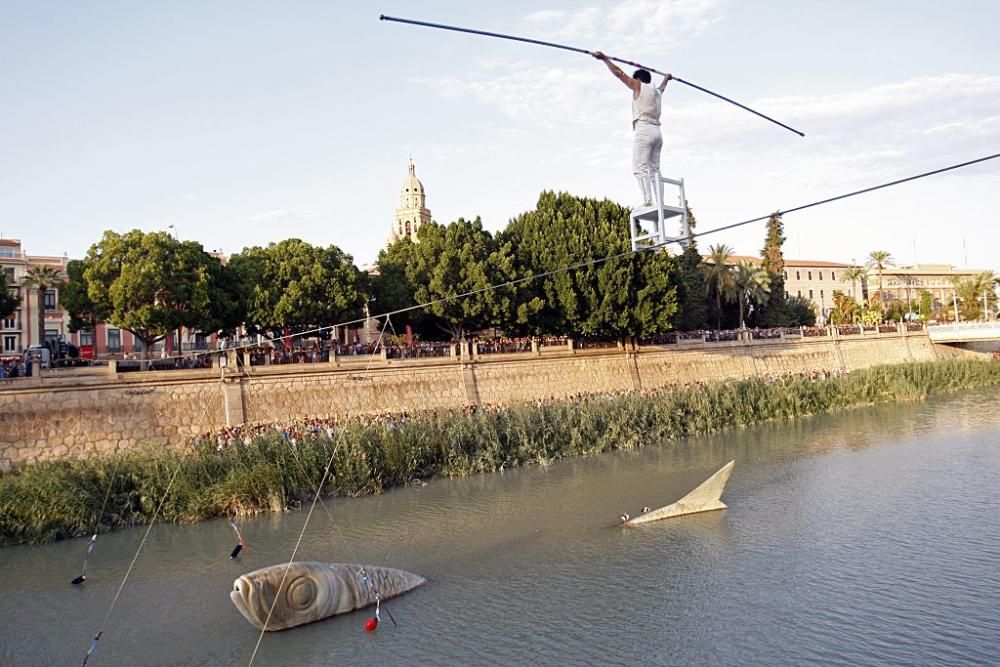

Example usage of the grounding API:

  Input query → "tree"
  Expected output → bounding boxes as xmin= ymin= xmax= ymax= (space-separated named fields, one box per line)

xmin=703 ymin=244 xmax=735 ymax=330
xmin=866 ymin=250 xmax=893 ymax=311
xmin=22 ymin=264 xmax=64 ymax=347
xmin=228 ymin=238 xmax=364 ymax=341
xmin=501 ymin=192 xmax=681 ymax=337
xmin=951 ymin=272 xmax=999 ymax=321
xmin=83 ymin=230 xmax=235 ymax=362
xmin=0 ymin=270 xmax=20 ymax=321
xmin=726 ymin=261 xmax=770 ymax=329
xmin=918 ymin=289 xmax=934 ymax=320
xmin=59 ymin=259 xmax=99 ymax=333
xmin=841 ymin=265 xmax=868 ymax=304
xmin=677 ymin=205 xmax=708 ymax=331
xmin=829 ymin=290 xmax=859 ymax=325
xmin=757 ymin=213 xmax=787 ymax=326
xmin=401 ymin=218 xmax=517 ymax=340
xmin=786 ymin=295 xmax=818 ymax=326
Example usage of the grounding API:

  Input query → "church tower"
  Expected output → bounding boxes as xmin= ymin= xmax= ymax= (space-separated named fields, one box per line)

xmin=389 ymin=159 xmax=432 ymax=244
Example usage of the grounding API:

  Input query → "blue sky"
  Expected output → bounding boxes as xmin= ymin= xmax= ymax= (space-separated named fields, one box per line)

xmin=2 ymin=1 xmax=998 ymax=270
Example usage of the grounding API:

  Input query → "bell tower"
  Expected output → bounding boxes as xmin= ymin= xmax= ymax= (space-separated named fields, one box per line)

xmin=389 ymin=159 xmax=432 ymax=244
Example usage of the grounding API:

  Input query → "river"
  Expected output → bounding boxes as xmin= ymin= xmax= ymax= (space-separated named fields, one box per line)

xmin=2 ymin=387 xmax=999 ymax=666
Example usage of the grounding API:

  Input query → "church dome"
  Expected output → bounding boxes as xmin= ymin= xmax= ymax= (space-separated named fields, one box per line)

xmin=401 ymin=159 xmax=424 ymax=196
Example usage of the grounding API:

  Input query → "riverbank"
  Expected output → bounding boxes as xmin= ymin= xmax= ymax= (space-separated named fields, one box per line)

xmin=2 ymin=358 xmax=999 ymax=546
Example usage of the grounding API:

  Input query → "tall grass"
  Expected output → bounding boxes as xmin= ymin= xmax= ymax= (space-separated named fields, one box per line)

xmin=3 ymin=358 xmax=999 ymax=545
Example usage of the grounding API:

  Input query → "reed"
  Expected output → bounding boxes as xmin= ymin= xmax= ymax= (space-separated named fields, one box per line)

xmin=3 ymin=358 xmax=999 ymax=545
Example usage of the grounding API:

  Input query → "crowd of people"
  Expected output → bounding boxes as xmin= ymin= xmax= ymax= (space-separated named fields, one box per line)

xmin=200 ymin=367 xmax=850 ymax=452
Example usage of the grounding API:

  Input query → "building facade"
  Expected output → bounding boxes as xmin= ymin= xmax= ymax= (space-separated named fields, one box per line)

xmin=873 ymin=263 xmax=989 ymax=315
xmin=1 ymin=239 xmax=71 ymax=357
xmin=720 ymin=253 xmax=991 ymax=323
xmin=388 ymin=159 xmax=431 ymax=245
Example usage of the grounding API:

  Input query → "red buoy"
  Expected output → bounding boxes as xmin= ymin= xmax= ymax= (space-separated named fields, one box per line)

xmin=364 ymin=617 xmax=378 ymax=632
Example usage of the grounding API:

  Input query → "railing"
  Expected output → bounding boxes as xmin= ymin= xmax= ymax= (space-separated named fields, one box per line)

xmin=386 ymin=343 xmax=452 ymax=359
xmin=573 ymin=337 xmax=618 ymax=350
xmin=927 ymin=321 xmax=1000 ymax=341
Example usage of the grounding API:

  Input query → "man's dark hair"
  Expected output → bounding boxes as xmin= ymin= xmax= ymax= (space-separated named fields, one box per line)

xmin=633 ymin=69 xmax=652 ymax=83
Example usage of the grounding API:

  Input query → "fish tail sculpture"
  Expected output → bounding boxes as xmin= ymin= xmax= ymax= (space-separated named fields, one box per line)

xmin=624 ymin=460 xmax=734 ymax=526
xmin=230 ymin=562 xmax=426 ymax=631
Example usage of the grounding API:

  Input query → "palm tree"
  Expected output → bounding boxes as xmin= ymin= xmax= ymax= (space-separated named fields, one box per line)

xmin=703 ymin=244 xmax=735 ymax=329
xmin=726 ymin=261 xmax=771 ymax=329
xmin=866 ymin=250 xmax=893 ymax=313
xmin=23 ymin=265 xmax=64 ymax=348
xmin=841 ymin=265 xmax=868 ymax=305
xmin=952 ymin=272 xmax=999 ymax=321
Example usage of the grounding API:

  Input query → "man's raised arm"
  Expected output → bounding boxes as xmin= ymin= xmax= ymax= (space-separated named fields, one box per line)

xmin=658 ymin=73 xmax=673 ymax=92
xmin=593 ymin=51 xmax=639 ymax=95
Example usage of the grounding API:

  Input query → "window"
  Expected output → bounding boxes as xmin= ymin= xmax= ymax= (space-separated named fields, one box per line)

xmin=785 ymin=291 xmax=789 ymax=298
xmin=44 ymin=289 xmax=57 ymax=310
xmin=797 ymin=290 xmax=802 ymax=297
xmin=796 ymin=271 xmax=801 ymax=280
xmin=79 ymin=329 xmax=94 ymax=346
xmin=194 ymin=332 xmax=208 ymax=350
xmin=2 ymin=267 xmax=13 ymax=283
xmin=2 ymin=316 xmax=14 ymax=330
xmin=809 ymin=289 xmax=814 ymax=299
xmin=819 ymin=271 xmax=824 ymax=281
xmin=107 ymin=328 xmax=121 ymax=353
xmin=3 ymin=335 xmax=15 ymax=352
xmin=44 ymin=329 xmax=59 ymax=345
xmin=820 ymin=289 xmax=824 ymax=299
xmin=133 ymin=336 xmax=145 ymax=353
xmin=832 ymin=271 xmax=836 ymax=280
xmin=807 ymin=271 xmax=812 ymax=280
xmin=783 ymin=271 xmax=788 ymax=280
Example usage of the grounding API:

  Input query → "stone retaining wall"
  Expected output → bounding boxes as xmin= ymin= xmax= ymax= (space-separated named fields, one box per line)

xmin=0 ymin=332 xmax=965 ymax=468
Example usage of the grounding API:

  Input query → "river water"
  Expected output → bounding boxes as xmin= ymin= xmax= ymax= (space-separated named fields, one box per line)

xmin=2 ymin=388 xmax=999 ymax=666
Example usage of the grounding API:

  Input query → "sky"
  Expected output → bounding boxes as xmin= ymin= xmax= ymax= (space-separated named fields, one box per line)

xmin=2 ymin=0 xmax=998 ymax=271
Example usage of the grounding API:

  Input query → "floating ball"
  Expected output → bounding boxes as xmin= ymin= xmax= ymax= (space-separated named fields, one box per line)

xmin=364 ymin=617 xmax=378 ymax=632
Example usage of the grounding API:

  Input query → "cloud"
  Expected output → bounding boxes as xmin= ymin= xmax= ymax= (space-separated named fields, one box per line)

xmin=523 ymin=0 xmax=727 ymax=55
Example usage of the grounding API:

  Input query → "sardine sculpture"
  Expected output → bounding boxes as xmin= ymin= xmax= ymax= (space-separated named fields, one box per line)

xmin=230 ymin=562 xmax=426 ymax=631
xmin=623 ymin=460 xmax=735 ymax=526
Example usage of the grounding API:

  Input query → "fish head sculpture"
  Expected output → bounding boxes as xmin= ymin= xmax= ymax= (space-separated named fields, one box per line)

xmin=231 ymin=562 xmax=426 ymax=631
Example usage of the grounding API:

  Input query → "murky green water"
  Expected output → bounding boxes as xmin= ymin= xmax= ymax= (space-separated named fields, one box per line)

xmin=2 ymin=388 xmax=999 ymax=666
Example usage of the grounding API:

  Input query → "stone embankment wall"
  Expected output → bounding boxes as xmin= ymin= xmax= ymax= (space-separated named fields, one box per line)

xmin=0 ymin=331 xmax=980 ymax=468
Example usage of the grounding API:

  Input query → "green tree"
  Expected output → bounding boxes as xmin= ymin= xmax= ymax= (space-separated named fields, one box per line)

xmin=501 ymin=192 xmax=681 ymax=337
xmin=951 ymin=272 xmax=998 ymax=321
xmin=22 ymin=264 xmax=64 ymax=347
xmin=401 ymin=218 xmax=517 ymax=340
xmin=228 ymin=238 xmax=364 ymax=341
xmin=829 ymin=290 xmax=859 ymax=325
xmin=757 ymin=213 xmax=787 ymax=326
xmin=841 ymin=265 xmax=868 ymax=305
xmin=59 ymin=259 xmax=99 ymax=333
xmin=918 ymin=289 xmax=934 ymax=320
xmin=84 ymin=230 xmax=235 ymax=362
xmin=0 ymin=270 xmax=20 ymax=321
xmin=786 ymin=295 xmax=818 ymax=326
xmin=726 ymin=261 xmax=770 ymax=329
xmin=677 ymin=206 xmax=708 ymax=331
xmin=703 ymin=244 xmax=735 ymax=330
xmin=866 ymin=250 xmax=893 ymax=311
